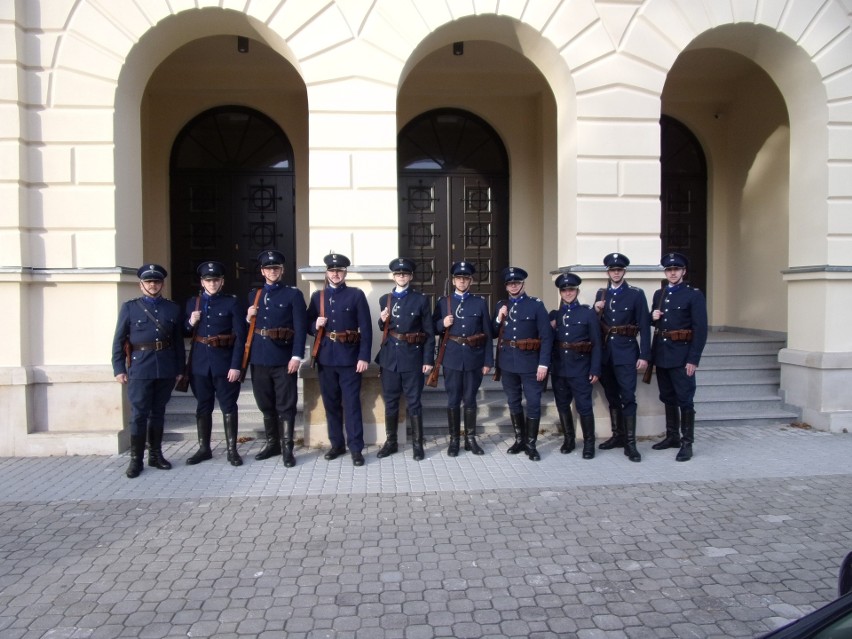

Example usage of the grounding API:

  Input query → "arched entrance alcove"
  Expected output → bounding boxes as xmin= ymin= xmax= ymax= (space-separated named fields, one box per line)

xmin=170 ymin=106 xmax=296 ymax=304
xmin=397 ymin=17 xmax=567 ymax=298
xmin=141 ymin=34 xmax=308 ymax=303
xmin=398 ymin=108 xmax=509 ymax=308
xmin=663 ymin=45 xmax=789 ymax=334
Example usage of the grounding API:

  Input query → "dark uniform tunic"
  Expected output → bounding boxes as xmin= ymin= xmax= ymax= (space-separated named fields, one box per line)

xmin=550 ymin=300 xmax=602 ymax=416
xmin=595 ymin=283 xmax=651 ymax=416
xmin=307 ymin=283 xmax=373 ymax=453
xmin=184 ymin=292 xmax=247 ymax=415
xmin=493 ymin=294 xmax=553 ymax=419
xmin=651 ymin=283 xmax=708 ymax=410
xmin=433 ymin=292 xmax=494 ymax=409
xmin=247 ymin=283 xmax=307 ymax=421
xmin=376 ymin=288 xmax=435 ymax=416
xmin=111 ymin=296 xmax=185 ymax=436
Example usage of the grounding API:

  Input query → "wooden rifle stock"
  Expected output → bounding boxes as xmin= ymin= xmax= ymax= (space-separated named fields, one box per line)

xmin=492 ymin=301 xmax=507 ymax=382
xmin=239 ymin=288 xmax=263 ymax=382
xmin=310 ymin=288 xmax=325 ymax=368
xmin=175 ymin=294 xmax=201 ymax=392
xmin=426 ymin=281 xmax=452 ymax=388
xmin=642 ymin=279 xmax=667 ymax=384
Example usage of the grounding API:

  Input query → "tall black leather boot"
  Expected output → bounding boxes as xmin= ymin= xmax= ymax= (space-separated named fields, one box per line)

xmin=376 ymin=414 xmax=399 ymax=458
xmin=525 ymin=417 xmax=541 ymax=461
xmin=579 ymin=414 xmax=596 ymax=459
xmin=558 ymin=409 xmax=575 ymax=454
xmin=410 ymin=413 xmax=425 ymax=461
xmin=507 ymin=411 xmax=526 ymax=454
xmin=126 ymin=434 xmax=146 ymax=478
xmin=653 ymin=404 xmax=681 ymax=450
xmin=463 ymin=408 xmax=484 ymax=455
xmin=676 ymin=409 xmax=695 ymax=462
xmin=223 ymin=412 xmax=243 ymax=467
xmin=255 ymin=416 xmax=281 ymax=460
xmin=447 ymin=408 xmax=461 ymax=457
xmin=147 ymin=420 xmax=171 ymax=470
xmin=280 ymin=416 xmax=296 ymax=468
xmin=186 ymin=414 xmax=213 ymax=465
xmin=623 ymin=414 xmax=641 ymax=462
xmin=598 ymin=407 xmax=624 ymax=449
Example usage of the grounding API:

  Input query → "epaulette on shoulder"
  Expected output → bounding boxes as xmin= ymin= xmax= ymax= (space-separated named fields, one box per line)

xmin=581 ymin=304 xmax=593 ymax=310
xmin=531 ymin=296 xmax=542 ymax=303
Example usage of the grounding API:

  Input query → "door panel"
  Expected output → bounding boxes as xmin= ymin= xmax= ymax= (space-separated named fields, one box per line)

xmin=170 ymin=172 xmax=295 ymax=305
xmin=400 ymin=173 xmax=506 ymax=310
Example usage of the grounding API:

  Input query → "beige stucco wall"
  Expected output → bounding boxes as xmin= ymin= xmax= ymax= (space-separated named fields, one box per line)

xmin=2 ymin=0 xmax=852 ymax=453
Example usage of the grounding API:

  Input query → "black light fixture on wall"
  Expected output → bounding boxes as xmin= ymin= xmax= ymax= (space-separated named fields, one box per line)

xmin=453 ymin=41 xmax=464 ymax=56
xmin=237 ymin=36 xmax=249 ymax=53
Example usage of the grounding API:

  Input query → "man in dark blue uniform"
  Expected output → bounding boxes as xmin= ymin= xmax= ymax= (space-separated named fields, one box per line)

xmin=307 ymin=253 xmax=373 ymax=466
xmin=375 ymin=258 xmax=435 ymax=461
xmin=432 ymin=261 xmax=493 ymax=456
xmin=246 ymin=249 xmax=307 ymax=467
xmin=111 ymin=264 xmax=185 ymax=478
xmin=493 ymin=267 xmax=553 ymax=461
xmin=650 ymin=252 xmax=708 ymax=462
xmin=184 ymin=261 xmax=247 ymax=467
xmin=550 ymin=273 xmax=602 ymax=459
xmin=593 ymin=253 xmax=651 ymax=462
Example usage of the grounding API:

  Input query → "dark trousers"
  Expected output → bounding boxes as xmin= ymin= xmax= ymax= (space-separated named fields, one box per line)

xmin=552 ymin=373 xmax=594 ymax=415
xmin=380 ymin=368 xmax=425 ymax=416
xmin=656 ymin=365 xmax=696 ymax=410
xmin=251 ymin=364 xmax=298 ymax=420
xmin=318 ymin=364 xmax=364 ymax=453
xmin=444 ymin=368 xmax=484 ymax=409
xmin=127 ymin=378 xmax=174 ymax=436
xmin=191 ymin=371 xmax=241 ymax=415
xmin=599 ymin=360 xmax=638 ymax=416
xmin=500 ymin=370 xmax=543 ymax=418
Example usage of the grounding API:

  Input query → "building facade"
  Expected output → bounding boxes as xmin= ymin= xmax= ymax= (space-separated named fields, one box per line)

xmin=1 ymin=0 xmax=851 ymax=455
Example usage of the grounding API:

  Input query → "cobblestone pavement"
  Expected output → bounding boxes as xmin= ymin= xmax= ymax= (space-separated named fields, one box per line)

xmin=0 ymin=424 xmax=850 ymax=638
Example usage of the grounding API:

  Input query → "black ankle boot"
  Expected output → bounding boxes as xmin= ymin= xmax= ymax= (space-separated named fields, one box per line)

xmin=653 ymin=404 xmax=681 ymax=450
xmin=623 ymin=414 xmax=641 ymax=462
xmin=526 ymin=417 xmax=541 ymax=461
xmin=463 ymin=408 xmax=484 ymax=455
xmin=676 ymin=409 xmax=695 ymax=462
xmin=146 ymin=421 xmax=171 ymax=470
xmin=598 ymin=407 xmax=624 ymax=449
xmin=377 ymin=414 xmax=399 ymax=458
xmin=223 ymin=413 xmax=242 ymax=467
xmin=507 ymin=412 xmax=526 ymax=454
xmin=126 ymin=434 xmax=146 ymax=478
xmin=410 ymin=414 xmax=425 ymax=461
xmin=579 ymin=414 xmax=596 ymax=459
xmin=186 ymin=414 xmax=213 ymax=465
xmin=558 ymin=409 xmax=575 ymax=454
xmin=447 ymin=408 xmax=461 ymax=457
xmin=255 ymin=416 xmax=281 ymax=460
xmin=280 ymin=417 xmax=296 ymax=467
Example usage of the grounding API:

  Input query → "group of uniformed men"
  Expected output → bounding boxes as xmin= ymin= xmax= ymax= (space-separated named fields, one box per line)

xmin=111 ymin=249 xmax=707 ymax=478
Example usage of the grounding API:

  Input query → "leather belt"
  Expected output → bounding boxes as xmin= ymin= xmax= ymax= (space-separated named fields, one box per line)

xmin=659 ymin=329 xmax=693 ymax=342
xmin=606 ymin=325 xmax=639 ymax=337
xmin=255 ymin=327 xmax=294 ymax=341
xmin=558 ymin=341 xmax=593 ymax=353
xmin=326 ymin=330 xmax=361 ymax=344
xmin=194 ymin=334 xmax=236 ymax=348
xmin=389 ymin=330 xmax=427 ymax=345
xmin=504 ymin=338 xmax=541 ymax=351
xmin=132 ymin=340 xmax=172 ymax=352
xmin=447 ymin=333 xmax=487 ymax=347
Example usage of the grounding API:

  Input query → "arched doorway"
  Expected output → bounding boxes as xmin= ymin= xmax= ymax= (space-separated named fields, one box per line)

xmin=169 ymin=106 xmax=296 ymax=304
xmin=398 ymin=108 xmax=509 ymax=308
xmin=660 ymin=115 xmax=708 ymax=292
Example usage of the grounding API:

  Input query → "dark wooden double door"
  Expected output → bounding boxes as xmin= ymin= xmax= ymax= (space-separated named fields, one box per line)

xmin=399 ymin=173 xmax=508 ymax=310
xmin=170 ymin=172 xmax=295 ymax=305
